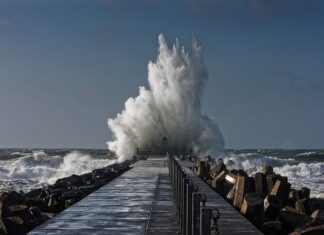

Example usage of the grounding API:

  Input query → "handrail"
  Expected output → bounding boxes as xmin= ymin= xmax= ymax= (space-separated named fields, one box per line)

xmin=167 ymin=154 xmax=219 ymax=235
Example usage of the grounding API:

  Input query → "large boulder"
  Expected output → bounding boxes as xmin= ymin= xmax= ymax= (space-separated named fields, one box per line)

xmin=289 ymin=224 xmax=324 ymax=235
xmin=254 ymin=172 xmax=268 ymax=198
xmin=0 ymin=192 xmax=25 ymax=206
xmin=240 ymin=192 xmax=264 ymax=226
xmin=0 ymin=217 xmax=28 ymax=235
xmin=311 ymin=210 xmax=324 ymax=224
xmin=262 ymin=220 xmax=282 ymax=235
xmin=295 ymin=199 xmax=311 ymax=215
xmin=210 ymin=163 xmax=226 ymax=179
xmin=279 ymin=206 xmax=311 ymax=233
xmin=54 ymin=174 xmax=83 ymax=188
xmin=264 ymin=195 xmax=283 ymax=220
xmin=261 ymin=165 xmax=274 ymax=175
xmin=270 ymin=180 xmax=291 ymax=205
xmin=233 ymin=176 xmax=255 ymax=209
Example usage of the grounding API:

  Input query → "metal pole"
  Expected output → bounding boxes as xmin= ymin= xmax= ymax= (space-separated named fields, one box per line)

xmin=182 ymin=177 xmax=189 ymax=234
xmin=200 ymin=208 xmax=212 ymax=235
xmin=192 ymin=193 xmax=201 ymax=235
xmin=186 ymin=182 xmax=194 ymax=235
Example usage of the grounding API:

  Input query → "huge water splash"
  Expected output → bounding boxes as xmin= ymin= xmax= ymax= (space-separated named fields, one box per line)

xmin=107 ymin=35 xmax=225 ymax=161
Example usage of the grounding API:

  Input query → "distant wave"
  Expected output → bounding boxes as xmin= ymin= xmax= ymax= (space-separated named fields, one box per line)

xmin=223 ymin=152 xmax=324 ymax=198
xmin=0 ymin=150 xmax=115 ymax=192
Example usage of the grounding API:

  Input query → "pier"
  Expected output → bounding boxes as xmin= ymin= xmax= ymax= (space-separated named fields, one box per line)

xmin=29 ymin=155 xmax=262 ymax=235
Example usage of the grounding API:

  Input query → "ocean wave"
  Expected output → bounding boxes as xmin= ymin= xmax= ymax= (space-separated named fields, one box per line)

xmin=0 ymin=151 xmax=115 ymax=192
xmin=221 ymin=152 xmax=324 ymax=198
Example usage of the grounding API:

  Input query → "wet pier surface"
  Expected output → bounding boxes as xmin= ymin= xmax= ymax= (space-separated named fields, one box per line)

xmin=29 ymin=156 xmax=262 ymax=235
xmin=29 ymin=157 xmax=179 ymax=235
xmin=176 ymin=159 xmax=262 ymax=235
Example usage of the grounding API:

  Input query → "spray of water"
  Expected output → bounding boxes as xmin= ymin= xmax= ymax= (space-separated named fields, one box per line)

xmin=107 ymin=34 xmax=225 ymax=161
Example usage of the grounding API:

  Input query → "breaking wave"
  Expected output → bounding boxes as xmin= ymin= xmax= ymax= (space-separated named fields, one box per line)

xmin=223 ymin=152 xmax=324 ymax=198
xmin=0 ymin=150 xmax=115 ymax=192
xmin=107 ymin=34 xmax=224 ymax=161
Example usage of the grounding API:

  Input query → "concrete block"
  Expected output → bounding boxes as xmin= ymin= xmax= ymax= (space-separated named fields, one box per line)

xmin=233 ymin=176 xmax=255 ymax=209
xmin=240 ymin=192 xmax=264 ymax=226
xmin=264 ymin=195 xmax=283 ymax=220
xmin=254 ymin=172 xmax=268 ymax=198
xmin=270 ymin=180 xmax=291 ymax=205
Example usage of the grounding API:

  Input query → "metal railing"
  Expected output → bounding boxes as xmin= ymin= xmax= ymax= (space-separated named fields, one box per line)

xmin=167 ymin=154 xmax=220 ymax=235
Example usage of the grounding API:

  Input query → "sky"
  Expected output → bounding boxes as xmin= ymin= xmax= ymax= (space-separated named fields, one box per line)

xmin=0 ymin=0 xmax=323 ymax=149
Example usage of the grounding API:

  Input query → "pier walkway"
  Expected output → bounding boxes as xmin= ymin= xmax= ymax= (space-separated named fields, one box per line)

xmin=29 ymin=155 xmax=262 ymax=235
xmin=170 ymin=157 xmax=262 ymax=235
xmin=29 ymin=157 xmax=179 ymax=235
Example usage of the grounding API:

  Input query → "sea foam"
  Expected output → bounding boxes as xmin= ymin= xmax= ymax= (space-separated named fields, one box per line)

xmin=107 ymin=35 xmax=224 ymax=161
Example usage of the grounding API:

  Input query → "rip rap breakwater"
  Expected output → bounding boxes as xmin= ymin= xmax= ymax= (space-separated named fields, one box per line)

xmin=0 ymin=161 xmax=131 ymax=235
xmin=192 ymin=155 xmax=324 ymax=234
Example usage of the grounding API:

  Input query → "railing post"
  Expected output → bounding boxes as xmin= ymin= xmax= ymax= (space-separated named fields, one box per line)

xmin=186 ymin=182 xmax=194 ymax=235
xmin=200 ymin=208 xmax=212 ymax=235
xmin=182 ymin=177 xmax=189 ymax=234
xmin=192 ymin=193 xmax=201 ymax=235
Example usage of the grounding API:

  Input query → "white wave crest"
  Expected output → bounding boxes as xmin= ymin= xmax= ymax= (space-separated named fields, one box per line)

xmin=222 ymin=153 xmax=324 ymax=198
xmin=107 ymin=34 xmax=224 ymax=161
xmin=0 ymin=151 xmax=115 ymax=192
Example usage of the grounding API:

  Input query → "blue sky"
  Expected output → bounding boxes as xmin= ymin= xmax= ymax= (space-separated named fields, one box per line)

xmin=0 ymin=0 xmax=323 ymax=149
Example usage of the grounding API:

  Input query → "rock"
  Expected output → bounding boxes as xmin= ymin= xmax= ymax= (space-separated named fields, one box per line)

xmin=270 ymin=180 xmax=291 ymax=205
xmin=267 ymin=174 xmax=282 ymax=193
xmin=308 ymin=198 xmax=324 ymax=212
xmin=65 ymin=198 xmax=78 ymax=208
xmin=29 ymin=206 xmax=42 ymax=218
xmin=233 ymin=176 xmax=255 ymax=209
xmin=240 ymin=192 xmax=264 ymax=226
xmin=61 ymin=190 xmax=84 ymax=200
xmin=78 ymin=185 xmax=100 ymax=195
xmin=288 ymin=189 xmax=304 ymax=207
xmin=211 ymin=170 xmax=228 ymax=194
xmin=210 ymin=163 xmax=226 ymax=179
xmin=9 ymin=205 xmax=28 ymax=217
xmin=254 ymin=172 xmax=268 ymax=198
xmin=47 ymin=195 xmax=65 ymax=213
xmin=0 ymin=217 xmax=27 ymax=235
xmin=295 ymin=199 xmax=310 ymax=215
xmin=24 ymin=188 xmax=43 ymax=199
xmin=197 ymin=161 xmax=208 ymax=178
xmin=311 ymin=210 xmax=324 ymax=224
xmin=238 ymin=169 xmax=248 ymax=177
xmin=225 ymin=172 xmax=237 ymax=185
xmin=264 ymin=195 xmax=283 ymax=220
xmin=25 ymin=198 xmax=48 ymax=212
xmin=230 ymin=169 xmax=238 ymax=175
xmin=261 ymin=165 xmax=274 ymax=175
xmin=0 ymin=200 xmax=11 ymax=218
xmin=0 ymin=191 xmax=25 ymax=205
xmin=226 ymin=185 xmax=236 ymax=202
xmin=279 ymin=206 xmax=311 ymax=232
xmin=54 ymin=174 xmax=83 ymax=188
xmin=301 ymin=187 xmax=310 ymax=200
xmin=262 ymin=220 xmax=282 ymax=235
xmin=289 ymin=225 xmax=324 ymax=235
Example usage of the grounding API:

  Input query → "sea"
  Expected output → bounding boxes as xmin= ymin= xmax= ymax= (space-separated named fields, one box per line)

xmin=0 ymin=149 xmax=323 ymax=198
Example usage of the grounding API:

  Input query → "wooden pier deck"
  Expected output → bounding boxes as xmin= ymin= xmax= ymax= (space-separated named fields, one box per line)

xmin=28 ymin=157 xmax=179 ymax=235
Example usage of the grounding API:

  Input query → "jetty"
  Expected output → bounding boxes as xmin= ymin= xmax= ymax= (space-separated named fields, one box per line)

xmin=28 ymin=154 xmax=262 ymax=235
